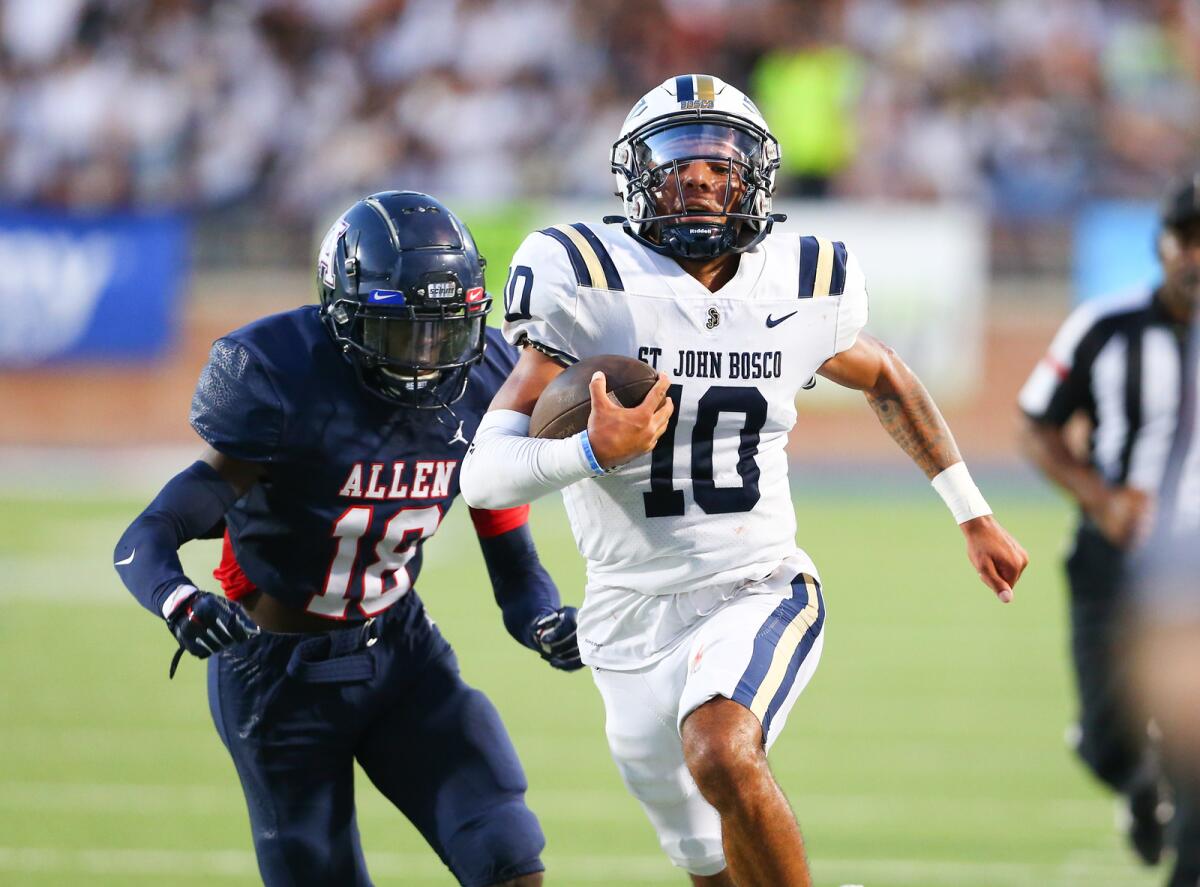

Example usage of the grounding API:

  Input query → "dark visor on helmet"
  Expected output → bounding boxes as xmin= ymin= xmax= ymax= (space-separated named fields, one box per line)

xmin=361 ymin=311 xmax=485 ymax=370
xmin=636 ymin=123 xmax=760 ymax=170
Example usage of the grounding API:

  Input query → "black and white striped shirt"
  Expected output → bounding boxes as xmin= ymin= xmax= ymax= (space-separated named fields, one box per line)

xmin=1020 ymin=289 xmax=1192 ymax=501
xmin=1158 ymin=322 xmax=1200 ymax=535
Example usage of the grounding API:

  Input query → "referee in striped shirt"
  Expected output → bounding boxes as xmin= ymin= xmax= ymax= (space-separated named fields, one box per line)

xmin=1019 ymin=175 xmax=1200 ymax=877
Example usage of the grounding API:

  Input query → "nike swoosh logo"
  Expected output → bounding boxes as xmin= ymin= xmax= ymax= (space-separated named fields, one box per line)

xmin=115 ymin=549 xmax=135 ymax=566
xmin=369 ymin=290 xmax=405 ymax=303
xmin=765 ymin=311 xmax=797 ymax=328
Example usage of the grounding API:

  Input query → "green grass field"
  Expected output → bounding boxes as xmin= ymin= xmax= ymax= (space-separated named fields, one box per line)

xmin=0 ymin=489 xmax=1163 ymax=886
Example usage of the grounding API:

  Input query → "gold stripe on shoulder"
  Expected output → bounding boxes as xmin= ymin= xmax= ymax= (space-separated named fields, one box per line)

xmin=552 ymin=224 xmax=609 ymax=290
xmin=813 ymin=238 xmax=835 ymax=298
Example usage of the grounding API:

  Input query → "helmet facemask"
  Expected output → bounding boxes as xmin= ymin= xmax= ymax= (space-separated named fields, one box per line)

xmin=613 ymin=116 xmax=781 ymax=260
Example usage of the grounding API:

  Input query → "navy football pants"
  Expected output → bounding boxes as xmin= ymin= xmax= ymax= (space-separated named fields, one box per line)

xmin=206 ymin=592 xmax=545 ymax=887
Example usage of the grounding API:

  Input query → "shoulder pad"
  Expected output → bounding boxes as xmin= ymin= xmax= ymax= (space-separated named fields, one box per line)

xmin=501 ymin=230 xmax=583 ymax=364
xmin=190 ymin=338 xmax=284 ymax=461
xmin=536 ymin=223 xmax=625 ymax=291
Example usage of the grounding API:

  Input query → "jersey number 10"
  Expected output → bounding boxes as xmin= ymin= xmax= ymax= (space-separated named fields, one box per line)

xmin=643 ymin=385 xmax=767 ymax=518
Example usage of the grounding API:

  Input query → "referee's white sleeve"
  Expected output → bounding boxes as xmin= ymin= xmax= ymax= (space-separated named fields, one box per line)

xmin=460 ymin=410 xmax=598 ymax=509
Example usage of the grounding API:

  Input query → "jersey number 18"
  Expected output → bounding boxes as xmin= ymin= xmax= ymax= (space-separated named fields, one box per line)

xmin=308 ymin=505 xmax=443 ymax=618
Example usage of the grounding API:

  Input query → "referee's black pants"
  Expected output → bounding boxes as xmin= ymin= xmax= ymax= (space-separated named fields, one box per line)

xmin=1065 ymin=523 xmax=1145 ymax=791
xmin=1067 ymin=523 xmax=1200 ymax=884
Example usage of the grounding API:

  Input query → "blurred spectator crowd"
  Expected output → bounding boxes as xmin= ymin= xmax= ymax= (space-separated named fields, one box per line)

xmin=1 ymin=0 xmax=1197 ymax=224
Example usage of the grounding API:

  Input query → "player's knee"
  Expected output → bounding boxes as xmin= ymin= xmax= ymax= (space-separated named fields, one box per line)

xmin=449 ymin=797 xmax=545 ymax=887
xmin=662 ymin=834 xmax=726 ymax=877
xmin=685 ymin=737 xmax=762 ymax=810
xmin=682 ymin=708 xmax=767 ymax=811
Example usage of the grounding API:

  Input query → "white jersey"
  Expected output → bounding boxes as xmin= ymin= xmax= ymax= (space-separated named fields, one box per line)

xmin=503 ymin=222 xmax=868 ymax=668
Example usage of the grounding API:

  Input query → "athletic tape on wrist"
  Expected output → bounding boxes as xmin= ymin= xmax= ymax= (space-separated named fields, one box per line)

xmin=161 ymin=584 xmax=199 ymax=620
xmin=931 ymin=462 xmax=992 ymax=524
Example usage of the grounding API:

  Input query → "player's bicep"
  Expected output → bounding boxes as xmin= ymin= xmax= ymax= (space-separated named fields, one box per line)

xmin=817 ymin=332 xmax=891 ymax=391
xmin=488 ymin=345 xmax=568 ymax=415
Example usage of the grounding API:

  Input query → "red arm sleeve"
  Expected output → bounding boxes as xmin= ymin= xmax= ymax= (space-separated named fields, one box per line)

xmin=468 ymin=504 xmax=531 ymax=539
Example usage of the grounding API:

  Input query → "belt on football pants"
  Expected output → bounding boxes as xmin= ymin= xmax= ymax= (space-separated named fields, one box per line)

xmin=285 ymin=617 xmax=381 ymax=685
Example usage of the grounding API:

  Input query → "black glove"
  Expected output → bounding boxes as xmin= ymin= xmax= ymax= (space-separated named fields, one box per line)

xmin=166 ymin=590 xmax=259 ymax=673
xmin=531 ymin=606 xmax=582 ymax=672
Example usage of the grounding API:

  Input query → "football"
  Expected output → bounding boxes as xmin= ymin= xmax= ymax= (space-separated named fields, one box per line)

xmin=529 ymin=355 xmax=660 ymax=439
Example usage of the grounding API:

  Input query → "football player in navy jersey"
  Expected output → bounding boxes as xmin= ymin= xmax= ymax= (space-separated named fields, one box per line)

xmin=114 ymin=191 xmax=578 ymax=887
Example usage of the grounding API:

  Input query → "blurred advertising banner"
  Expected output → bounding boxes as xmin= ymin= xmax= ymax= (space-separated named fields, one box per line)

xmin=1074 ymin=201 xmax=1160 ymax=304
xmin=536 ymin=201 xmax=988 ymax=405
xmin=0 ymin=209 xmax=188 ymax=366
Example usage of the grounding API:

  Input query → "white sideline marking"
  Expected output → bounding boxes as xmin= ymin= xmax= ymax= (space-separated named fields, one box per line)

xmin=0 ymin=846 xmax=1153 ymax=885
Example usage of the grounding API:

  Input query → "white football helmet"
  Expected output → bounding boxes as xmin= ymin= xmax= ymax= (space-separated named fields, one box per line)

xmin=610 ymin=74 xmax=783 ymax=260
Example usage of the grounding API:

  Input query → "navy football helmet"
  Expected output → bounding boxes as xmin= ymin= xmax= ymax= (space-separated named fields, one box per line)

xmin=317 ymin=191 xmax=492 ymax=408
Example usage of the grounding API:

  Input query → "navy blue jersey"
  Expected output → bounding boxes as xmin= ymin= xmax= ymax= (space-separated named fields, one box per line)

xmin=190 ymin=307 xmax=518 ymax=620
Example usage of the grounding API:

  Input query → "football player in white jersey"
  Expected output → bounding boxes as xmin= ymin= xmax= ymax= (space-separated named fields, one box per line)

xmin=461 ymin=74 xmax=1028 ymax=886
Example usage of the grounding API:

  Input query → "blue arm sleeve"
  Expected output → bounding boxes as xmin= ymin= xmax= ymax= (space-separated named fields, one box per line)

xmin=113 ymin=461 xmax=239 ymax=618
xmin=478 ymin=523 xmax=562 ymax=650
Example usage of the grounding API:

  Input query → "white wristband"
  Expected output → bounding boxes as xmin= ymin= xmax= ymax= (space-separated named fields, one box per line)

xmin=931 ymin=462 xmax=992 ymax=525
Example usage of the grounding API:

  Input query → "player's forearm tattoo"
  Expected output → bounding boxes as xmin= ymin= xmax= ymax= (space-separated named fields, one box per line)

xmin=865 ymin=365 xmax=961 ymax=479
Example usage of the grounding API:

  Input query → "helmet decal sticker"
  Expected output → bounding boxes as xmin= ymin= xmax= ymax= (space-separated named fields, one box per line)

xmin=317 ymin=218 xmax=349 ymax=288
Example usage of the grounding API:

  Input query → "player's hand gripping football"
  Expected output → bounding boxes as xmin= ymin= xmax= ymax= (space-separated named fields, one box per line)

xmin=586 ymin=371 xmax=674 ymax=469
xmin=960 ymin=515 xmax=1029 ymax=603
xmin=531 ymin=606 xmax=583 ymax=671
xmin=167 ymin=590 xmax=260 ymax=671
